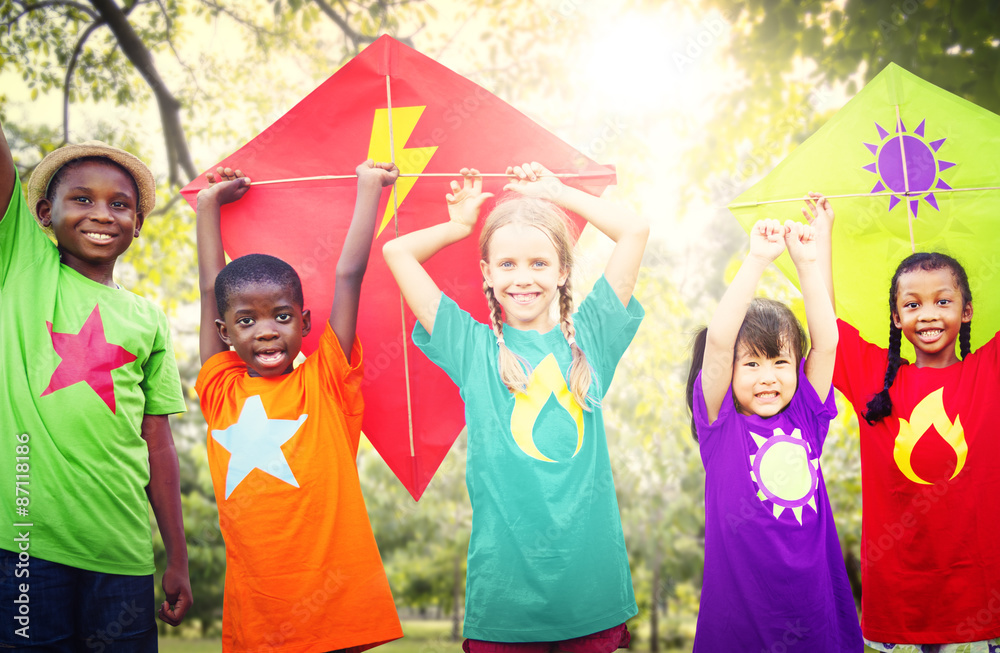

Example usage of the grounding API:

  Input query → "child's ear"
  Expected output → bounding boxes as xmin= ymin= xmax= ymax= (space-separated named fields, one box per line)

xmin=479 ymin=260 xmax=492 ymax=287
xmin=962 ymin=302 xmax=973 ymax=323
xmin=133 ymin=213 xmax=145 ymax=238
xmin=892 ymin=312 xmax=901 ymax=329
xmin=300 ymin=309 xmax=312 ymax=337
xmin=215 ymin=318 xmax=233 ymax=346
xmin=36 ymin=199 xmax=53 ymax=227
xmin=558 ymin=268 xmax=569 ymax=287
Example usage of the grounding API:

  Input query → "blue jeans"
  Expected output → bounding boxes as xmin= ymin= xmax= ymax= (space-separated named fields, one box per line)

xmin=0 ymin=548 xmax=157 ymax=652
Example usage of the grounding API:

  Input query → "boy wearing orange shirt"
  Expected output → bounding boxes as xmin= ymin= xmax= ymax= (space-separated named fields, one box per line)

xmin=194 ymin=163 xmax=402 ymax=653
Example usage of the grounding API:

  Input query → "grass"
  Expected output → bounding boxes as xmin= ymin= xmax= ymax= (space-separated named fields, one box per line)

xmin=158 ymin=619 xmax=462 ymax=653
xmin=159 ymin=619 xmax=693 ymax=652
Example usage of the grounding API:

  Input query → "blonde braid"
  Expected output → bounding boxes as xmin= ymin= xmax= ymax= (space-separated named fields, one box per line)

xmin=485 ymin=282 xmax=529 ymax=394
xmin=559 ymin=281 xmax=594 ymax=410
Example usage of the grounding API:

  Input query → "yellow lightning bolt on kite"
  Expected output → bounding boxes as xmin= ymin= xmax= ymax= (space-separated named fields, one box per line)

xmin=368 ymin=107 xmax=438 ymax=237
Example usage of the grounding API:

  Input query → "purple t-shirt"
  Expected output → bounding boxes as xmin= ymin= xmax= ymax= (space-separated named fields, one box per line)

xmin=692 ymin=360 xmax=862 ymax=652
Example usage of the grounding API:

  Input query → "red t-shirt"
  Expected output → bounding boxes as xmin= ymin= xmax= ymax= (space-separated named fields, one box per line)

xmin=834 ymin=319 xmax=1000 ymax=643
xmin=196 ymin=325 xmax=402 ymax=653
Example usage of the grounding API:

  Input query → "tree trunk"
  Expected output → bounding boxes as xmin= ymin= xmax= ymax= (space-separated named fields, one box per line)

xmin=452 ymin=549 xmax=462 ymax=641
xmin=651 ymin=561 xmax=660 ymax=653
xmin=87 ymin=0 xmax=198 ymax=186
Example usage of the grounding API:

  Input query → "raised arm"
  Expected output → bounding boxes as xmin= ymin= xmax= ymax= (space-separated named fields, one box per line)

xmin=0 ymin=120 xmax=16 ymax=221
xmin=802 ymin=192 xmax=835 ymax=308
xmin=382 ymin=169 xmax=493 ymax=335
xmin=141 ymin=413 xmax=192 ymax=627
xmin=329 ymin=160 xmax=398 ymax=358
xmin=785 ymin=220 xmax=838 ymax=401
xmin=196 ymin=168 xmax=251 ymax=364
xmin=701 ymin=220 xmax=786 ymax=423
xmin=504 ymin=162 xmax=649 ymax=306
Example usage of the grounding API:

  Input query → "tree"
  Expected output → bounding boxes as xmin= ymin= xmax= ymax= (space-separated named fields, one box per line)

xmin=1 ymin=0 xmax=430 ymax=185
xmin=692 ymin=0 xmax=1000 ymax=196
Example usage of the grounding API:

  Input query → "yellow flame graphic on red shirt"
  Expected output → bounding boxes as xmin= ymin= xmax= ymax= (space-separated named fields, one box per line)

xmin=893 ymin=388 xmax=967 ymax=485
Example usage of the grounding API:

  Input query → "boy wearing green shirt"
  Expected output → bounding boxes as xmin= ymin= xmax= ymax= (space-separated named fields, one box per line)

xmin=0 ymin=121 xmax=191 ymax=650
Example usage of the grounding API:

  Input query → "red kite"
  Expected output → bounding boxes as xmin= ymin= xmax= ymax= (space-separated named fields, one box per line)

xmin=181 ymin=35 xmax=616 ymax=500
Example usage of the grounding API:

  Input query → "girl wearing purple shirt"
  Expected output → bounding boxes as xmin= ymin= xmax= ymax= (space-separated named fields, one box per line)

xmin=685 ymin=218 xmax=862 ymax=652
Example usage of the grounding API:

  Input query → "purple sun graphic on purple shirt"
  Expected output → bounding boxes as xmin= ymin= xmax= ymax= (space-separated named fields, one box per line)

xmin=864 ymin=118 xmax=955 ymax=216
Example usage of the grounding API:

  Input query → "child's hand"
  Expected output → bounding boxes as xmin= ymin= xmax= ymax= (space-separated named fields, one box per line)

xmin=447 ymin=168 xmax=494 ymax=230
xmin=802 ymin=192 xmax=834 ymax=229
xmin=784 ymin=219 xmax=817 ymax=265
xmin=748 ymin=219 xmax=786 ymax=263
xmin=200 ymin=167 xmax=251 ymax=205
xmin=504 ymin=161 xmax=563 ymax=200
xmin=356 ymin=159 xmax=399 ymax=187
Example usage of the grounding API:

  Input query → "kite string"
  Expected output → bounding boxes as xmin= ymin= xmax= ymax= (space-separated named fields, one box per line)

xmin=247 ymin=172 xmax=596 ymax=186
xmin=726 ymin=185 xmax=1000 ymax=209
xmin=385 ymin=74 xmax=418 ymax=461
xmin=895 ymin=104 xmax=916 ymax=253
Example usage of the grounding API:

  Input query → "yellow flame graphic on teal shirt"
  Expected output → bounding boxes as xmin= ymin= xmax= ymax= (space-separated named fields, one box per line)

xmin=509 ymin=354 xmax=584 ymax=462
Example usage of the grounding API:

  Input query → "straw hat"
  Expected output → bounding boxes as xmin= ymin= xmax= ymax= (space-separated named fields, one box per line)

xmin=26 ymin=141 xmax=156 ymax=221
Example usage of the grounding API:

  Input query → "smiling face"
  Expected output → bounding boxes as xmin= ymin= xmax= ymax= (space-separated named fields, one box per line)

xmin=216 ymin=281 xmax=312 ymax=378
xmin=480 ymin=222 xmax=569 ymax=332
xmin=36 ymin=159 xmax=143 ymax=286
xmin=893 ymin=267 xmax=972 ymax=368
xmin=732 ymin=342 xmax=798 ymax=418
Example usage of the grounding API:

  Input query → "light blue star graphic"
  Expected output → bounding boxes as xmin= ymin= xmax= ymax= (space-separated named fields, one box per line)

xmin=211 ymin=394 xmax=308 ymax=499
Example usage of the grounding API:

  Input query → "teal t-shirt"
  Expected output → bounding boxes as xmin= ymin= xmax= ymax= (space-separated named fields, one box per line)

xmin=0 ymin=173 xmax=185 ymax=574
xmin=414 ymin=276 xmax=643 ymax=642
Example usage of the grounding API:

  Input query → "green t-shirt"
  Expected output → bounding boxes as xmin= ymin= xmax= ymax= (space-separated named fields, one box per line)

xmin=414 ymin=276 xmax=643 ymax=642
xmin=0 ymin=173 xmax=185 ymax=574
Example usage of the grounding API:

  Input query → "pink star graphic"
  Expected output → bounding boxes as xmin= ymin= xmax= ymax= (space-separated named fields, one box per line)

xmin=42 ymin=305 xmax=137 ymax=414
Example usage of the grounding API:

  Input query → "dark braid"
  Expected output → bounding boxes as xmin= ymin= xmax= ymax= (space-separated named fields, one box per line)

xmin=863 ymin=324 xmax=903 ymax=424
xmin=863 ymin=252 xmax=973 ymax=424
xmin=685 ymin=328 xmax=709 ymax=442
xmin=959 ymin=321 xmax=971 ymax=359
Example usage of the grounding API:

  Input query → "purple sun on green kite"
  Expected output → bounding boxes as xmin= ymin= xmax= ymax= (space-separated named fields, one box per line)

xmin=863 ymin=119 xmax=955 ymax=216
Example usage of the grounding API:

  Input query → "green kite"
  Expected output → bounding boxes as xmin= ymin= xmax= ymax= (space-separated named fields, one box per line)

xmin=730 ymin=63 xmax=1000 ymax=358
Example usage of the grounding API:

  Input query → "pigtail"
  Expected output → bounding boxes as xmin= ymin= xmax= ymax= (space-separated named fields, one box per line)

xmin=485 ymin=282 xmax=530 ymax=394
xmin=558 ymin=281 xmax=596 ymax=411
xmin=959 ymin=321 xmax=971 ymax=359
xmin=685 ymin=328 xmax=709 ymax=442
xmin=863 ymin=323 xmax=903 ymax=425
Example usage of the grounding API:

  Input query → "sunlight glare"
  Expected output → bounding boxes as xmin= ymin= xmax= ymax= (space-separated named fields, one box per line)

xmin=575 ymin=6 xmax=731 ymax=115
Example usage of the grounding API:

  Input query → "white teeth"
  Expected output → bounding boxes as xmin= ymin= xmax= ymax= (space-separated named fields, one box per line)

xmin=86 ymin=232 xmax=113 ymax=241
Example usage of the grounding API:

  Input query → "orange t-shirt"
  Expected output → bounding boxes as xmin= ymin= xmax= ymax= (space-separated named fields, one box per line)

xmin=196 ymin=325 xmax=402 ymax=653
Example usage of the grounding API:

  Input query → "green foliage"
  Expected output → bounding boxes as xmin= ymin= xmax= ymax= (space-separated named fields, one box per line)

xmin=695 ymin=0 xmax=1000 ymax=197
xmin=360 ymin=432 xmax=471 ymax=626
